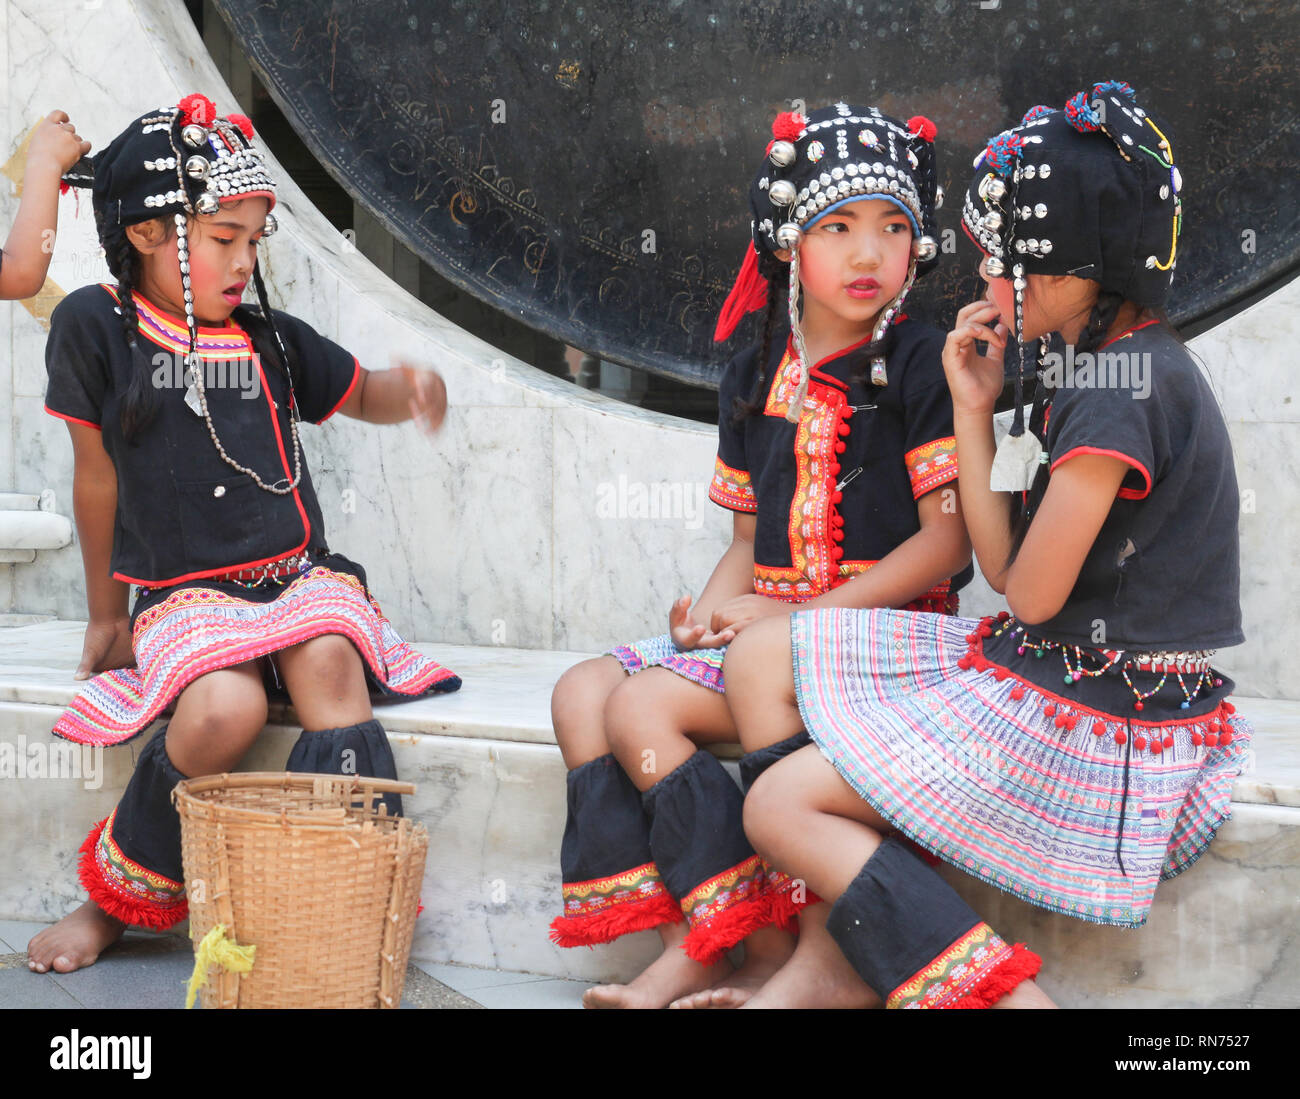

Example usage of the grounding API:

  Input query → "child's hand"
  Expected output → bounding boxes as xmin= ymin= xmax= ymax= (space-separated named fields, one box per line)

xmin=943 ymin=299 xmax=1009 ymax=416
xmin=75 ymin=616 xmax=135 ymax=680
xmin=709 ymin=593 xmax=786 ymax=637
xmin=669 ymin=595 xmax=735 ymax=651
xmin=400 ymin=363 xmax=447 ymax=435
xmin=26 ymin=110 xmax=91 ymax=181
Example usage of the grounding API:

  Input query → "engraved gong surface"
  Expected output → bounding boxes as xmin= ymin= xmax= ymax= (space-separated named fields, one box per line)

xmin=214 ymin=0 xmax=1300 ymax=389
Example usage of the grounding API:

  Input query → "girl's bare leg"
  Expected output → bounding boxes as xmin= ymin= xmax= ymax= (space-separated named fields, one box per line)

xmin=28 ymin=661 xmax=268 ymax=974
xmin=742 ymin=901 xmax=881 ymax=1009
xmin=583 ymin=668 xmax=794 ymax=1008
xmin=669 ymin=615 xmax=815 ymax=1008
xmin=273 ymin=634 xmax=374 ymax=729
xmin=551 ymin=654 xmax=627 ymax=769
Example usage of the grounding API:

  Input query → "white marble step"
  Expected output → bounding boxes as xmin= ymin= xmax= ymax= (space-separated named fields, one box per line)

xmin=1 ymin=619 xmax=1295 ymax=805
xmin=0 ymin=620 xmax=1296 ymax=1007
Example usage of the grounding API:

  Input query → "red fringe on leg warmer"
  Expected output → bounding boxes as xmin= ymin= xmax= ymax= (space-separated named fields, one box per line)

xmin=947 ymin=943 xmax=1043 ymax=1009
xmin=681 ymin=893 xmax=775 ymax=965
xmin=549 ymin=890 xmax=682 ymax=948
xmin=77 ymin=816 xmax=189 ymax=931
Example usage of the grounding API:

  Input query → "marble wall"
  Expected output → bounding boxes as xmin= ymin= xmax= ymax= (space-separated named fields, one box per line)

xmin=0 ymin=0 xmax=1296 ymax=698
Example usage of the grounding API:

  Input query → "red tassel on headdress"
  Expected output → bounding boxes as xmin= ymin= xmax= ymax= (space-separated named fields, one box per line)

xmin=713 ymin=242 xmax=769 ymax=342
xmin=178 ymin=93 xmax=217 ymax=127
xmin=226 ymin=113 xmax=255 ymax=139
xmin=765 ymin=109 xmax=808 ymax=154
xmin=907 ymin=115 xmax=938 ymax=143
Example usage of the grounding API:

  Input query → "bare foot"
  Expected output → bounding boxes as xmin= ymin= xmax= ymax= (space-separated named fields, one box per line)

xmin=670 ymin=925 xmax=796 ymax=1009
xmin=741 ymin=906 xmax=880 ymax=1009
xmin=583 ymin=923 xmax=732 ymax=1009
xmin=27 ymin=901 xmax=127 ymax=974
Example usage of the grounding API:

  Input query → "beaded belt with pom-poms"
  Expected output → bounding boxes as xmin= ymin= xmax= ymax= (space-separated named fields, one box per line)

xmin=969 ymin=612 xmax=1223 ymax=713
xmin=210 ymin=551 xmax=313 ymax=588
xmin=137 ymin=551 xmax=314 ymax=599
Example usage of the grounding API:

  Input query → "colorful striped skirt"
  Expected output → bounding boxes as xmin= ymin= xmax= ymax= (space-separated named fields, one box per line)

xmin=790 ymin=607 xmax=1251 ymax=927
xmin=609 ymin=633 xmax=727 ymax=692
xmin=53 ymin=557 xmax=460 ymax=746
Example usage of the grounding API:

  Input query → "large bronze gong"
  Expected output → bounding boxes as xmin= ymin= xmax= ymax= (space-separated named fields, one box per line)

xmin=214 ymin=0 xmax=1300 ymax=388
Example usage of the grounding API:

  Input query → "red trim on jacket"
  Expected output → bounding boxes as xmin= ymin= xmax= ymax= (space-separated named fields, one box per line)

xmin=319 ymin=357 xmax=362 ymax=423
xmin=45 ymin=406 xmax=101 ymax=431
xmin=1049 ymin=445 xmax=1152 ymax=500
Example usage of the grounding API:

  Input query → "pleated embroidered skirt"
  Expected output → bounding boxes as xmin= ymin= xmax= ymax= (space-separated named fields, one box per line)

xmin=53 ymin=554 xmax=460 ymax=746
xmin=791 ymin=606 xmax=1251 ymax=927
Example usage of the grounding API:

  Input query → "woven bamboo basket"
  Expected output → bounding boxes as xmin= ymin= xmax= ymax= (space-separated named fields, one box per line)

xmin=174 ymin=772 xmax=426 ymax=1009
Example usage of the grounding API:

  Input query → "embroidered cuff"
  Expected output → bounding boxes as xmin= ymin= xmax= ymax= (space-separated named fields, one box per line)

xmin=905 ymin=436 xmax=958 ymax=499
xmin=708 ymin=457 xmax=758 ymax=512
xmin=887 ymin=923 xmax=1043 ymax=1009
xmin=78 ymin=811 xmax=189 ymax=931
xmin=550 ymin=862 xmax=682 ymax=947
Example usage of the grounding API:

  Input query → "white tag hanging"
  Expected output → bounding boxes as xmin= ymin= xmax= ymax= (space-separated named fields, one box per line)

xmin=989 ymin=428 xmax=1045 ymax=492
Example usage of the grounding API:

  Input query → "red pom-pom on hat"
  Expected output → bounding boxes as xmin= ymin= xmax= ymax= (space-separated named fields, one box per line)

xmin=771 ymin=110 xmax=808 ymax=142
xmin=907 ymin=115 xmax=937 ymax=143
xmin=178 ymin=93 xmax=217 ymax=127
xmin=226 ymin=113 xmax=255 ymax=140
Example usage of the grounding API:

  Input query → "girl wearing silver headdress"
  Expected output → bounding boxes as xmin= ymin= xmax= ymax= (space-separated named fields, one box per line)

xmin=548 ymin=102 xmax=971 ymax=1009
xmin=29 ymin=94 xmax=461 ymax=975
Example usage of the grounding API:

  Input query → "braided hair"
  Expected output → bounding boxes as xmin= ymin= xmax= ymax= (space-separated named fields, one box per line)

xmin=732 ymin=264 xmax=789 ymax=423
xmin=102 ymin=224 xmax=161 ymax=445
xmin=1005 ymin=288 xmax=1127 ymax=564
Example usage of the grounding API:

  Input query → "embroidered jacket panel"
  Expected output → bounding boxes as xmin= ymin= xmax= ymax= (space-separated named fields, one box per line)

xmin=709 ymin=318 xmax=968 ymax=602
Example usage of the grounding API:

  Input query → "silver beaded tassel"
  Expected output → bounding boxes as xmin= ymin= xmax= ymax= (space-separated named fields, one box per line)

xmin=866 ymin=256 xmax=918 ymax=387
xmin=785 ymin=249 xmax=812 ymax=423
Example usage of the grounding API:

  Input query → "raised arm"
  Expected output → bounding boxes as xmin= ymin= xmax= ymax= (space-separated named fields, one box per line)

xmin=942 ymin=299 xmax=1128 ymax=617
xmin=0 ymin=112 xmax=90 ymax=300
xmin=66 ymin=422 xmax=134 ymax=678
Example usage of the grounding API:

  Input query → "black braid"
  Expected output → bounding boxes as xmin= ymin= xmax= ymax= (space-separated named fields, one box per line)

xmin=248 ymin=258 xmax=295 ymax=388
xmin=1006 ymin=289 xmax=1127 ymax=565
xmin=733 ymin=268 xmax=786 ymax=423
xmin=104 ymin=228 xmax=161 ymax=445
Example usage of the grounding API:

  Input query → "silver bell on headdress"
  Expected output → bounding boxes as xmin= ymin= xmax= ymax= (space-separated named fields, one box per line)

xmin=195 ymin=191 xmax=221 ymax=216
xmin=768 ymin=140 xmax=796 ymax=168
xmin=984 ymin=256 xmax=1006 ymax=277
xmin=985 ymin=177 xmax=1007 ymax=201
xmin=181 ymin=124 xmax=208 ymax=148
xmin=934 ymin=185 xmax=945 ymax=210
xmin=185 ymin=155 xmax=210 ymax=180
xmin=982 ymin=210 xmax=1003 ymax=232
xmin=263 ymin=212 xmax=278 ymax=237
xmin=774 ymin=221 xmax=803 ymax=251
xmin=913 ymin=235 xmax=938 ymax=262
xmin=768 ymin=179 xmax=797 ymax=207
